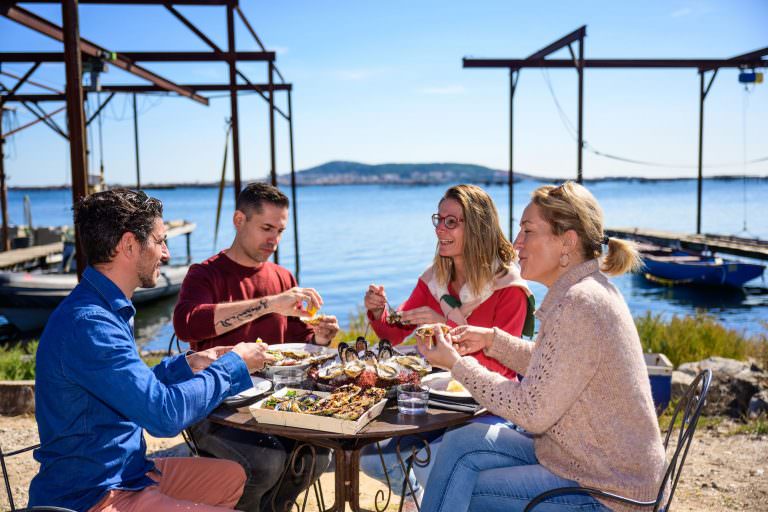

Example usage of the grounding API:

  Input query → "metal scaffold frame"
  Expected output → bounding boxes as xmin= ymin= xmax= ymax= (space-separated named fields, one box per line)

xmin=0 ymin=0 xmax=303 ymax=281
xmin=463 ymin=26 xmax=767 ymax=237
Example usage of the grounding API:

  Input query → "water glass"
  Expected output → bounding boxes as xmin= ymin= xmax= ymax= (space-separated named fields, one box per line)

xmin=272 ymin=368 xmax=304 ymax=391
xmin=397 ymin=384 xmax=429 ymax=415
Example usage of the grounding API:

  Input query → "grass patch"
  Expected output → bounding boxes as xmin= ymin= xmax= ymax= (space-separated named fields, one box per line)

xmin=635 ymin=312 xmax=768 ymax=368
xmin=0 ymin=341 xmax=38 ymax=380
xmin=726 ymin=414 xmax=768 ymax=437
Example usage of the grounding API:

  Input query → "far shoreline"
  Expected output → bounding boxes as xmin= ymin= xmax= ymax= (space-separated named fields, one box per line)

xmin=9 ymin=174 xmax=768 ymax=192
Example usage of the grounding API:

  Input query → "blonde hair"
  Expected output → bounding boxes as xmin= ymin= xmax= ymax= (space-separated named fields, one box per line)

xmin=531 ymin=182 xmax=641 ymax=276
xmin=433 ymin=184 xmax=516 ymax=294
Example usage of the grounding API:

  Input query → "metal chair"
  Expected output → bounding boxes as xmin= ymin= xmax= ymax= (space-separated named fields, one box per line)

xmin=0 ymin=442 xmax=76 ymax=512
xmin=524 ymin=368 xmax=713 ymax=512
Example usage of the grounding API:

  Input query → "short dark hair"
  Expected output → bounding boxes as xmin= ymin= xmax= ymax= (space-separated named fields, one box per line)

xmin=235 ymin=182 xmax=289 ymax=216
xmin=73 ymin=189 xmax=163 ymax=265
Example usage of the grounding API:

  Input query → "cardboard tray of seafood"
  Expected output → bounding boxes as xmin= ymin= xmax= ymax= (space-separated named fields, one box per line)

xmin=307 ymin=338 xmax=431 ymax=392
xmin=246 ymin=384 xmax=388 ymax=434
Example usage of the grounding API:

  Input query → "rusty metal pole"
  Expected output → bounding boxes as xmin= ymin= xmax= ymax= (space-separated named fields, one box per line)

xmin=577 ymin=36 xmax=584 ymax=184
xmin=268 ymin=61 xmax=279 ymax=265
xmin=268 ymin=62 xmax=277 ymax=187
xmin=508 ymin=70 xmax=518 ymax=240
xmin=287 ymin=89 xmax=300 ymax=282
xmin=696 ymin=71 xmax=704 ymax=234
xmin=62 ymin=0 xmax=88 ymax=279
xmin=132 ymin=92 xmax=141 ymax=190
xmin=226 ymin=2 xmax=242 ymax=201
xmin=0 ymin=105 xmax=9 ymax=252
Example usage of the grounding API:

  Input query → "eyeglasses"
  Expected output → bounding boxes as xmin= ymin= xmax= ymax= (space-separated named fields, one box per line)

xmin=431 ymin=214 xmax=464 ymax=229
xmin=150 ymin=234 xmax=168 ymax=247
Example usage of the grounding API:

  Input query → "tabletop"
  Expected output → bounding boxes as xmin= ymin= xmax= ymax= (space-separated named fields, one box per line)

xmin=208 ymin=402 xmax=484 ymax=442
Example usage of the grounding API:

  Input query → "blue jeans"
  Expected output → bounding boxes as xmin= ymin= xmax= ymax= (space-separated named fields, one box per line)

xmin=420 ymin=421 xmax=611 ymax=512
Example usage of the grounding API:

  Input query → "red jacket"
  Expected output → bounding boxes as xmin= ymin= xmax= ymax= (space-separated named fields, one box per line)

xmin=173 ymin=252 xmax=313 ymax=351
xmin=368 ymin=279 xmax=528 ymax=379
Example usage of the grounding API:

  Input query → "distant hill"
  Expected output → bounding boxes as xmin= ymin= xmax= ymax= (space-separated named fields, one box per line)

xmin=276 ymin=161 xmax=538 ymax=186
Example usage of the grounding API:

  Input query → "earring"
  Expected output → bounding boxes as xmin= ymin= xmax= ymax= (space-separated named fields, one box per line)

xmin=559 ymin=253 xmax=570 ymax=268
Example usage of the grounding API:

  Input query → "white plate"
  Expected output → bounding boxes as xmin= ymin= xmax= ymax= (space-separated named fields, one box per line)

xmin=422 ymin=371 xmax=473 ymax=399
xmin=223 ymin=376 xmax=273 ymax=405
xmin=268 ymin=343 xmax=335 ymax=355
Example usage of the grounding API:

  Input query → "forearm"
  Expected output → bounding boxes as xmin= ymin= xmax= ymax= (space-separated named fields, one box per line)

xmin=213 ymin=297 xmax=274 ymax=336
xmin=484 ymin=327 xmax=534 ymax=374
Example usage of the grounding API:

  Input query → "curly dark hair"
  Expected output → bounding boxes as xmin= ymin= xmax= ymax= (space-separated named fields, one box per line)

xmin=73 ymin=189 xmax=163 ymax=265
xmin=236 ymin=182 xmax=289 ymax=217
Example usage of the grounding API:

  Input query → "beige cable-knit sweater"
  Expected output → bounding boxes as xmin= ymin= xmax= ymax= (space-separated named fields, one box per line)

xmin=451 ymin=259 xmax=666 ymax=511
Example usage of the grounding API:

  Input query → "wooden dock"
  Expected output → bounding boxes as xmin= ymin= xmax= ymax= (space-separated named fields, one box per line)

xmin=606 ymin=227 xmax=768 ymax=261
xmin=0 ymin=220 xmax=196 ymax=270
xmin=0 ymin=242 xmax=63 ymax=270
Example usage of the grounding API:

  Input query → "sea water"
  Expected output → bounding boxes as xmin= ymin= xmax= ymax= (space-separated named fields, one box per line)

xmin=6 ymin=179 xmax=768 ymax=349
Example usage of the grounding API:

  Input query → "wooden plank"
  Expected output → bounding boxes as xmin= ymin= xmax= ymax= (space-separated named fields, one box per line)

xmin=0 ymin=242 xmax=63 ymax=269
xmin=166 ymin=221 xmax=196 ymax=240
xmin=606 ymin=227 xmax=768 ymax=260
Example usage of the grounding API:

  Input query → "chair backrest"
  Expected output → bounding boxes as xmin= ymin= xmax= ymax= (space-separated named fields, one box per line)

xmin=655 ymin=368 xmax=713 ymax=511
xmin=1 ymin=442 xmax=39 ymax=511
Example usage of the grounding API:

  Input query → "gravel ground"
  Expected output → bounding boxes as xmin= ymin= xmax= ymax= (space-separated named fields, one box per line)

xmin=1 ymin=415 xmax=766 ymax=511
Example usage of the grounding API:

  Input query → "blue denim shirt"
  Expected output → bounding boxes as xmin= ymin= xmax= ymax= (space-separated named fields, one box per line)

xmin=29 ymin=266 xmax=252 ymax=511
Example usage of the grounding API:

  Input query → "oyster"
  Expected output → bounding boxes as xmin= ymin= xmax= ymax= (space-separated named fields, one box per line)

xmin=375 ymin=362 xmax=399 ymax=380
xmin=344 ymin=360 xmax=367 ymax=378
xmin=393 ymin=355 xmax=431 ymax=375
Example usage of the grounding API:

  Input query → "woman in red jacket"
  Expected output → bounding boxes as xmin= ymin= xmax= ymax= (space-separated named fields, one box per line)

xmin=360 ymin=184 xmax=534 ymax=503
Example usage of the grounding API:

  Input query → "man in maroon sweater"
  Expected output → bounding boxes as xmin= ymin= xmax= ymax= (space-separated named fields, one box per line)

xmin=173 ymin=182 xmax=338 ymax=511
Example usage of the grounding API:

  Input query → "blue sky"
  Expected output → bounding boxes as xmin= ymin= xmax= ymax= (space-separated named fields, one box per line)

xmin=1 ymin=0 xmax=767 ymax=186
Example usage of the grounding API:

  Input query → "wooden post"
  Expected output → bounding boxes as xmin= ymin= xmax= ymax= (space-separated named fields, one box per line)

xmin=62 ymin=0 xmax=88 ymax=279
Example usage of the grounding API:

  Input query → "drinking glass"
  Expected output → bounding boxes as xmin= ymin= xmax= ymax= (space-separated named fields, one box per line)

xmin=397 ymin=384 xmax=429 ymax=415
xmin=272 ymin=367 xmax=305 ymax=391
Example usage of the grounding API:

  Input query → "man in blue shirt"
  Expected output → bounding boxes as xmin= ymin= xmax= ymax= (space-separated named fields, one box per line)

xmin=29 ymin=189 xmax=311 ymax=511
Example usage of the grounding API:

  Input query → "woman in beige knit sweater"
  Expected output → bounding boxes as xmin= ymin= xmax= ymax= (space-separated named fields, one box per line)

xmin=417 ymin=182 xmax=666 ymax=512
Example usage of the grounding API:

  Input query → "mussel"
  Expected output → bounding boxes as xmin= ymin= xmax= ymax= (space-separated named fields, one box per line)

xmin=337 ymin=342 xmax=350 ymax=361
xmin=363 ymin=350 xmax=378 ymax=366
xmin=342 ymin=347 xmax=360 ymax=363
xmin=355 ymin=336 xmax=368 ymax=354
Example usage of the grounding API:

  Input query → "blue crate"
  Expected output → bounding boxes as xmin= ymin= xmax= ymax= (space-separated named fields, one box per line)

xmin=644 ymin=353 xmax=673 ymax=415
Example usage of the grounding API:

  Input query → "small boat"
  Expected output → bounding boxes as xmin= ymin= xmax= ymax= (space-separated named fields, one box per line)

xmin=639 ymin=244 xmax=765 ymax=288
xmin=0 ymin=221 xmax=195 ymax=333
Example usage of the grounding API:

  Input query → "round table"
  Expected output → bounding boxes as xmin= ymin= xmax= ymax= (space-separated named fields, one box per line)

xmin=208 ymin=403 xmax=483 ymax=511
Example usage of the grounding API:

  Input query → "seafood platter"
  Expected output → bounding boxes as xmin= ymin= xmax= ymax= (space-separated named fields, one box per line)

xmin=258 ymin=342 xmax=337 ymax=378
xmin=307 ymin=338 xmax=431 ymax=393
xmin=247 ymin=384 xmax=388 ymax=434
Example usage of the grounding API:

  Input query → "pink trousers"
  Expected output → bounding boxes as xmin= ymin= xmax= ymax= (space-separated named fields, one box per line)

xmin=89 ymin=457 xmax=246 ymax=511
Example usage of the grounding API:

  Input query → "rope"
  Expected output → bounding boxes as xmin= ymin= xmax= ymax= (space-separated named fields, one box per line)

xmin=213 ymin=120 xmax=233 ymax=251
xmin=539 ymin=68 xmax=768 ymax=170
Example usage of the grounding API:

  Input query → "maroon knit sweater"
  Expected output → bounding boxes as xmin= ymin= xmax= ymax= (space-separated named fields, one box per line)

xmin=173 ymin=251 xmax=313 ymax=351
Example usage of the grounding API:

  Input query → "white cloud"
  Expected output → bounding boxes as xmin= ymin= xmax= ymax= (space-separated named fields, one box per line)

xmin=419 ymin=85 xmax=466 ymax=95
xmin=670 ymin=7 xmax=693 ymax=17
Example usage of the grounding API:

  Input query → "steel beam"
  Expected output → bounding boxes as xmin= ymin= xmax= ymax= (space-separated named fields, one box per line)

xmin=3 ymin=84 xmax=292 ymax=101
xmin=62 ymin=0 xmax=88 ymax=279
xmin=1 ymin=4 xmax=209 ymax=105
xmin=15 ymin=0 xmax=233 ymax=5
xmin=0 ymin=107 xmax=8 ymax=252
xmin=526 ymin=26 xmax=586 ymax=61
xmin=700 ymin=46 xmax=768 ymax=72
xmin=0 ymin=51 xmax=275 ymax=63
xmin=463 ymin=58 xmax=768 ymax=69
xmin=226 ymin=2 xmax=242 ymax=203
